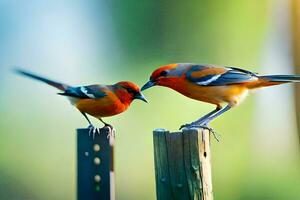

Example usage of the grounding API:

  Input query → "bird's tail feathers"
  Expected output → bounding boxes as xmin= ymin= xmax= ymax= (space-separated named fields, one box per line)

xmin=14 ymin=68 xmax=70 ymax=91
xmin=260 ymin=75 xmax=300 ymax=82
xmin=249 ymin=74 xmax=300 ymax=88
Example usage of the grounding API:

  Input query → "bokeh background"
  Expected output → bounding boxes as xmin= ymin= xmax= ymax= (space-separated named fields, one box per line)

xmin=1 ymin=0 xmax=300 ymax=199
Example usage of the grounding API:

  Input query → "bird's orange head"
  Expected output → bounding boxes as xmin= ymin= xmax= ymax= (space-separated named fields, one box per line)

xmin=141 ymin=63 xmax=182 ymax=90
xmin=114 ymin=81 xmax=147 ymax=104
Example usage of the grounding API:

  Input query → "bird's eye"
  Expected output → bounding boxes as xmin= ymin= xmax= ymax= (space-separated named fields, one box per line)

xmin=125 ymin=87 xmax=135 ymax=94
xmin=159 ymin=70 xmax=167 ymax=77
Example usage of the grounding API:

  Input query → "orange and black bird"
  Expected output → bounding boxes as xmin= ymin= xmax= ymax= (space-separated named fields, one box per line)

xmin=142 ymin=63 xmax=300 ymax=131
xmin=15 ymin=69 xmax=147 ymax=135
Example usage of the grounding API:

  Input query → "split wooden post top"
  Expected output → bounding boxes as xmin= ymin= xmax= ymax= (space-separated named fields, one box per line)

xmin=153 ymin=128 xmax=213 ymax=200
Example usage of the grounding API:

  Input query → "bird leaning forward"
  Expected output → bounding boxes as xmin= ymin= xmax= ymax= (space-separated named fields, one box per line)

xmin=15 ymin=68 xmax=147 ymax=138
xmin=142 ymin=63 xmax=300 ymax=140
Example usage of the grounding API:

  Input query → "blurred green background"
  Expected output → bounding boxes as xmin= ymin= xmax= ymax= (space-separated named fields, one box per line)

xmin=1 ymin=0 xmax=300 ymax=199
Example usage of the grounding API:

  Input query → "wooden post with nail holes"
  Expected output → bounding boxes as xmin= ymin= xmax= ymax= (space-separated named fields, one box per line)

xmin=77 ymin=127 xmax=115 ymax=200
xmin=153 ymin=128 xmax=213 ymax=200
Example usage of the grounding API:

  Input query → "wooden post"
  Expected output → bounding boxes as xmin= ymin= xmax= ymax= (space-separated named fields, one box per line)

xmin=291 ymin=0 xmax=300 ymax=145
xmin=153 ymin=128 xmax=213 ymax=200
xmin=77 ymin=127 xmax=115 ymax=200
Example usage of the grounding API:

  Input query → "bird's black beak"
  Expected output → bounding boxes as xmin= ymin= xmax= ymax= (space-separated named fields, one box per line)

xmin=141 ymin=80 xmax=155 ymax=91
xmin=134 ymin=92 xmax=148 ymax=103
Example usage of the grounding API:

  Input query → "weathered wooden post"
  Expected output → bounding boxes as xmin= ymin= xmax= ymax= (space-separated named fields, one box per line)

xmin=153 ymin=128 xmax=213 ymax=200
xmin=77 ymin=127 xmax=115 ymax=200
xmin=291 ymin=0 xmax=300 ymax=145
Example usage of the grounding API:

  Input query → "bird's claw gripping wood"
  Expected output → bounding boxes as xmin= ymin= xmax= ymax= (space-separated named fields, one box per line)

xmin=205 ymin=126 xmax=221 ymax=142
xmin=87 ymin=125 xmax=100 ymax=139
xmin=180 ymin=123 xmax=221 ymax=142
xmin=179 ymin=121 xmax=211 ymax=130
xmin=87 ymin=124 xmax=116 ymax=140
xmin=104 ymin=125 xmax=116 ymax=139
xmin=179 ymin=123 xmax=190 ymax=130
xmin=197 ymin=125 xmax=221 ymax=142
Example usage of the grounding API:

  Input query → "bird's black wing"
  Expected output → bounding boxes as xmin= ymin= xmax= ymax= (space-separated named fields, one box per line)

xmin=207 ymin=67 xmax=257 ymax=86
xmin=186 ymin=65 xmax=258 ymax=86
xmin=58 ymin=85 xmax=107 ymax=99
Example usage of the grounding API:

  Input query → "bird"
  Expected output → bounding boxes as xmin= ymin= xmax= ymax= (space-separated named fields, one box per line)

xmin=142 ymin=63 xmax=300 ymax=138
xmin=15 ymin=68 xmax=147 ymax=137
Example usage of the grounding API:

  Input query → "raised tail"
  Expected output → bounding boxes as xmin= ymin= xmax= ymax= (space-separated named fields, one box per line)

xmin=14 ymin=68 xmax=70 ymax=91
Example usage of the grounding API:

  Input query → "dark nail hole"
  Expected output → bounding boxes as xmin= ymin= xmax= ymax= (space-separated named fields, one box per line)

xmin=204 ymin=152 xmax=207 ymax=157
xmin=160 ymin=178 xmax=166 ymax=182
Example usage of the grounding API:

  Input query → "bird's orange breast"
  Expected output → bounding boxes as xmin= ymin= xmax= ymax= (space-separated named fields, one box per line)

xmin=160 ymin=78 xmax=249 ymax=106
xmin=75 ymin=90 xmax=129 ymax=118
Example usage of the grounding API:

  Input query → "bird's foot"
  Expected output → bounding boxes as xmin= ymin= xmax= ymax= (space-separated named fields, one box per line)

xmin=103 ymin=124 xmax=116 ymax=139
xmin=195 ymin=124 xmax=221 ymax=142
xmin=179 ymin=123 xmax=194 ymax=130
xmin=87 ymin=125 xmax=100 ymax=139
xmin=180 ymin=123 xmax=221 ymax=142
xmin=87 ymin=124 xmax=116 ymax=140
xmin=179 ymin=121 xmax=201 ymax=130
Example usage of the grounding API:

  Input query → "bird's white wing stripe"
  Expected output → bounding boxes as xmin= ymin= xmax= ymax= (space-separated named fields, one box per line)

xmin=80 ymin=87 xmax=96 ymax=98
xmin=197 ymin=74 xmax=221 ymax=85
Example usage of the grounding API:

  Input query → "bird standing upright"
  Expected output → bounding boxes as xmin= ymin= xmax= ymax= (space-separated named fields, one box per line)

xmin=142 ymin=63 xmax=300 ymax=134
xmin=15 ymin=69 xmax=147 ymax=136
